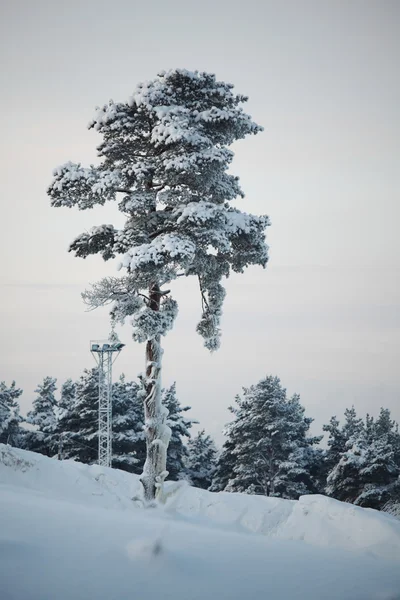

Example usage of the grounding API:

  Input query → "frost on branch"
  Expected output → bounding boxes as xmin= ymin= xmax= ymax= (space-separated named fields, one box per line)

xmin=69 ymin=225 xmax=117 ymax=261
xmin=132 ymin=297 xmax=178 ymax=343
xmin=49 ymin=70 xmax=269 ymax=351
xmin=48 ymin=162 xmax=122 ymax=210
xmin=120 ymin=234 xmax=196 ymax=282
xmin=196 ymin=279 xmax=226 ymax=352
xmin=82 ymin=276 xmax=142 ymax=313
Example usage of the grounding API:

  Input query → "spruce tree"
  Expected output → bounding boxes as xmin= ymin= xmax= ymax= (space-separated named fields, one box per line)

xmin=26 ymin=377 xmax=58 ymax=456
xmin=186 ymin=429 xmax=217 ymax=489
xmin=163 ymin=383 xmax=194 ymax=481
xmin=48 ymin=69 xmax=269 ymax=500
xmin=0 ymin=381 xmax=23 ymax=446
xmin=112 ymin=374 xmax=146 ymax=473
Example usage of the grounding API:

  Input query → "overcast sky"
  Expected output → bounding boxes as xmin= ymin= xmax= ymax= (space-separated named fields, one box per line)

xmin=0 ymin=0 xmax=399 ymax=443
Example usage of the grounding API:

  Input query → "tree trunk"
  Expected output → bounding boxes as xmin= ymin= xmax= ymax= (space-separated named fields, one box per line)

xmin=140 ymin=283 xmax=171 ymax=502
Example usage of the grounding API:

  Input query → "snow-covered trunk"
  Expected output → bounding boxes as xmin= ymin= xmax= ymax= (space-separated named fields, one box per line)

xmin=140 ymin=284 xmax=171 ymax=502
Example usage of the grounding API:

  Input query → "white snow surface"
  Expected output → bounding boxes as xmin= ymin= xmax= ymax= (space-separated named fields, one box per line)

xmin=1 ymin=444 xmax=400 ymax=600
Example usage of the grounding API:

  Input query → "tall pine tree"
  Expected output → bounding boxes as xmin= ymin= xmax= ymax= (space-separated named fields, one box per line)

xmin=48 ymin=69 xmax=269 ymax=500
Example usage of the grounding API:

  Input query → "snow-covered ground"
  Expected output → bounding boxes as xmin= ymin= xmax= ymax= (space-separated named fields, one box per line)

xmin=1 ymin=444 xmax=400 ymax=600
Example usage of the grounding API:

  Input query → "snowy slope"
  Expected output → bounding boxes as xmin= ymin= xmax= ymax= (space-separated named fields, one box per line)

xmin=1 ymin=444 xmax=400 ymax=600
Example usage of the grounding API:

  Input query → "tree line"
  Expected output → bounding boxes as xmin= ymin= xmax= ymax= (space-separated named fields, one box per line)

xmin=0 ymin=371 xmax=217 ymax=490
xmin=1 ymin=373 xmax=399 ymax=514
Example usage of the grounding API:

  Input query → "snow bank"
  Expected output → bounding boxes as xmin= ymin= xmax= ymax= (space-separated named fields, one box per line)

xmin=166 ymin=482 xmax=400 ymax=561
xmin=1 ymin=445 xmax=400 ymax=600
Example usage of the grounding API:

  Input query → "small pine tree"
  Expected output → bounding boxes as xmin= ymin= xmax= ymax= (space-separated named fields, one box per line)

xmin=323 ymin=406 xmax=365 ymax=495
xmin=342 ymin=406 xmax=364 ymax=443
xmin=58 ymin=368 xmax=99 ymax=463
xmin=357 ymin=434 xmax=399 ymax=509
xmin=55 ymin=379 xmax=76 ymax=459
xmin=0 ymin=381 xmax=23 ymax=446
xmin=374 ymin=408 xmax=400 ymax=466
xmin=26 ymin=377 xmax=58 ymax=456
xmin=70 ymin=368 xmax=100 ymax=463
xmin=112 ymin=374 xmax=146 ymax=473
xmin=209 ymin=434 xmax=237 ymax=492
xmin=365 ymin=413 xmax=375 ymax=443
xmin=323 ymin=416 xmax=347 ymax=476
xmin=163 ymin=383 xmax=194 ymax=481
xmin=186 ymin=429 xmax=217 ymax=489
xmin=59 ymin=379 xmax=76 ymax=418
xmin=326 ymin=432 xmax=368 ymax=503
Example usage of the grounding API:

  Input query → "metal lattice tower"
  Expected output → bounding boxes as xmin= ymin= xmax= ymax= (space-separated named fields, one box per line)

xmin=91 ymin=333 xmax=124 ymax=468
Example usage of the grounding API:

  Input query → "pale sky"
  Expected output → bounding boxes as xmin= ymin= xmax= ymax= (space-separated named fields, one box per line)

xmin=0 ymin=0 xmax=399 ymax=443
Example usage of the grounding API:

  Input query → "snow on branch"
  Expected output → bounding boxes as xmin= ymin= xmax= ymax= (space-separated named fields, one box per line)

xmin=69 ymin=224 xmax=117 ymax=261
xmin=49 ymin=69 xmax=270 ymax=353
xmin=119 ymin=234 xmax=196 ymax=277
xmin=48 ymin=162 xmax=122 ymax=209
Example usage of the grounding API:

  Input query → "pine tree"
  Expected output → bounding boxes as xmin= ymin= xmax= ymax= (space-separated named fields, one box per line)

xmin=326 ymin=431 xmax=367 ymax=504
xmin=323 ymin=416 xmax=347 ymax=476
xmin=326 ymin=407 xmax=400 ymax=509
xmin=209 ymin=434 xmax=237 ymax=492
xmin=186 ymin=429 xmax=217 ymax=489
xmin=220 ymin=377 xmax=320 ymax=499
xmin=48 ymin=69 xmax=269 ymax=500
xmin=58 ymin=368 xmax=99 ymax=463
xmin=374 ymin=408 xmax=400 ymax=466
xmin=323 ymin=406 xmax=365 ymax=495
xmin=365 ymin=413 xmax=375 ymax=443
xmin=55 ymin=379 xmax=76 ymax=459
xmin=59 ymin=379 xmax=76 ymax=418
xmin=342 ymin=406 xmax=364 ymax=443
xmin=70 ymin=368 xmax=100 ymax=463
xmin=0 ymin=381 xmax=23 ymax=446
xmin=357 ymin=434 xmax=399 ymax=509
xmin=112 ymin=374 xmax=146 ymax=473
xmin=163 ymin=383 xmax=194 ymax=481
xmin=26 ymin=377 xmax=58 ymax=456
xmin=326 ymin=430 xmax=399 ymax=509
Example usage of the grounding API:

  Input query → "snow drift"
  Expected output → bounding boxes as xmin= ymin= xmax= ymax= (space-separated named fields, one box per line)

xmin=1 ymin=444 xmax=400 ymax=600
